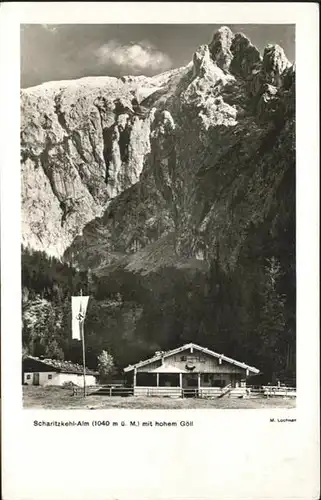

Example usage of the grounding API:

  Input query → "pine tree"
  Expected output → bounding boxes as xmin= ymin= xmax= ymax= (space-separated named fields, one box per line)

xmin=257 ymin=256 xmax=286 ymax=382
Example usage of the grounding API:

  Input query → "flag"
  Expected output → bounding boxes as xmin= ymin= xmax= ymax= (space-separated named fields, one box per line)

xmin=72 ymin=296 xmax=89 ymax=340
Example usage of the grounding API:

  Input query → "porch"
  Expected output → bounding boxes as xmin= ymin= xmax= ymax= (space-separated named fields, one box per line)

xmin=132 ymin=368 xmax=247 ymax=398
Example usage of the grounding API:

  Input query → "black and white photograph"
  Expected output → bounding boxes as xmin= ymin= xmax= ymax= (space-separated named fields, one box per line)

xmin=20 ymin=23 xmax=297 ymax=410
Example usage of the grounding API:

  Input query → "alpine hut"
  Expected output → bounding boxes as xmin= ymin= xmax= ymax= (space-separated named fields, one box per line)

xmin=22 ymin=356 xmax=98 ymax=387
xmin=124 ymin=342 xmax=260 ymax=398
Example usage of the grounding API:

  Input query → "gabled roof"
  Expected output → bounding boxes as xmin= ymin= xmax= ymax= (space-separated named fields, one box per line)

xmin=23 ymin=356 xmax=98 ymax=376
xmin=124 ymin=343 xmax=260 ymax=374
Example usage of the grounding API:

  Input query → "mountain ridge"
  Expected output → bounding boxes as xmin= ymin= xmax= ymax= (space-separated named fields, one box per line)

xmin=21 ymin=26 xmax=293 ymax=260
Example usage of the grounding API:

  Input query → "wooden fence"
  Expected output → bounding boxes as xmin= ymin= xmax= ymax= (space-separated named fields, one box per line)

xmin=262 ymin=385 xmax=296 ymax=397
xmin=72 ymin=385 xmax=297 ymax=398
xmin=72 ymin=385 xmax=134 ymax=397
xmin=247 ymin=386 xmax=296 ymax=398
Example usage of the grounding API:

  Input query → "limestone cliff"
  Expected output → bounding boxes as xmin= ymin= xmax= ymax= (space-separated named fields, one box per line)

xmin=21 ymin=69 xmax=187 ymax=256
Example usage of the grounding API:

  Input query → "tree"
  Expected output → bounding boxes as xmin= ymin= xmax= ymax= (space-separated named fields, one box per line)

xmin=257 ymin=256 xmax=286 ymax=382
xmin=97 ymin=350 xmax=115 ymax=382
xmin=45 ymin=339 xmax=65 ymax=360
xmin=22 ymin=345 xmax=29 ymax=359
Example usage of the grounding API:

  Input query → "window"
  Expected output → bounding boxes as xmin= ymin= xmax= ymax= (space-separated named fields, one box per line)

xmin=26 ymin=374 xmax=31 ymax=380
xmin=136 ymin=373 xmax=157 ymax=387
xmin=180 ymin=356 xmax=187 ymax=361
xmin=48 ymin=374 xmax=52 ymax=379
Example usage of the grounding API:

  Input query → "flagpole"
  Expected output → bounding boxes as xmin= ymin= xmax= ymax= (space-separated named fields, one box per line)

xmin=80 ymin=288 xmax=87 ymax=398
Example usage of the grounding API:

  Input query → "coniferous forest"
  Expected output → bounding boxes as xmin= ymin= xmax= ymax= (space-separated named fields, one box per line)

xmin=22 ymin=224 xmax=296 ymax=385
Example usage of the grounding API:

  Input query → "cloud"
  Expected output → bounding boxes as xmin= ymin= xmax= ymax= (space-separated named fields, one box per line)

xmin=95 ymin=40 xmax=172 ymax=73
xmin=41 ymin=24 xmax=59 ymax=34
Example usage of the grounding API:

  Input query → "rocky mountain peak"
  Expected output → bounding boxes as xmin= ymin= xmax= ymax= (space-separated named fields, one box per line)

xmin=192 ymin=44 xmax=228 ymax=85
xmin=207 ymin=28 xmax=292 ymax=91
xmin=262 ymin=44 xmax=291 ymax=86
xmin=230 ymin=32 xmax=262 ymax=78
xmin=193 ymin=44 xmax=212 ymax=76
xmin=208 ymin=26 xmax=234 ymax=71
xmin=208 ymin=27 xmax=262 ymax=80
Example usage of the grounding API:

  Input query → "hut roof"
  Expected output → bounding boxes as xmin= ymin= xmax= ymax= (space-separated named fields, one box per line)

xmin=124 ymin=342 xmax=260 ymax=374
xmin=23 ymin=356 xmax=98 ymax=376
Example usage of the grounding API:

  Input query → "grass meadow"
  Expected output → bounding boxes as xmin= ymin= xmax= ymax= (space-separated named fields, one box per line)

xmin=23 ymin=386 xmax=296 ymax=410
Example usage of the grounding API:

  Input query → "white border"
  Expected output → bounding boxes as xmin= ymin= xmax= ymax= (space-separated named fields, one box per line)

xmin=1 ymin=3 xmax=319 ymax=500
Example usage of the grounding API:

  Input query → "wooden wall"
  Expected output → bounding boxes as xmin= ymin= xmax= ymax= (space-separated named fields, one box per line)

xmin=136 ymin=349 xmax=247 ymax=375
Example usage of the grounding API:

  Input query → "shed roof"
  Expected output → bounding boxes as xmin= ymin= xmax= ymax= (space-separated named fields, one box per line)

xmin=23 ymin=356 xmax=98 ymax=376
xmin=124 ymin=342 xmax=260 ymax=374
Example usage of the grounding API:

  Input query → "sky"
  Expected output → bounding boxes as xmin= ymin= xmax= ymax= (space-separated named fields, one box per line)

xmin=21 ymin=24 xmax=295 ymax=89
